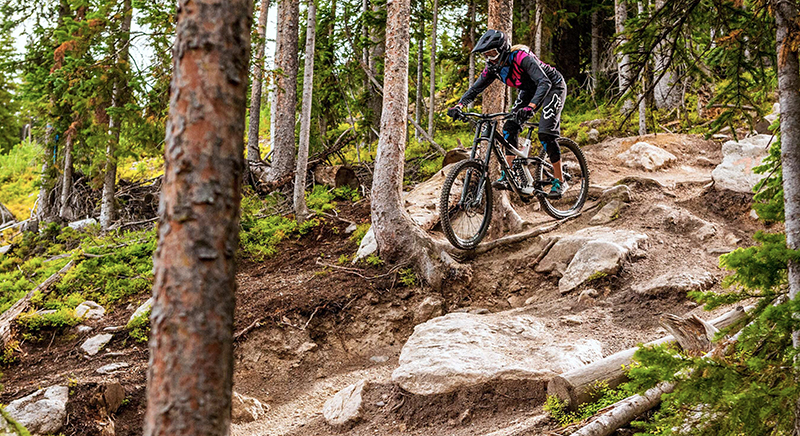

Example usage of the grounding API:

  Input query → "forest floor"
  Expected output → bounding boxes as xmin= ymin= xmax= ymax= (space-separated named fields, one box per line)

xmin=0 ymin=132 xmax=771 ymax=436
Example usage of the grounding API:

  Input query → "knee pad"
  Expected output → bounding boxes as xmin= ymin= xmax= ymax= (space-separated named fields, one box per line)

xmin=539 ymin=132 xmax=560 ymax=163
xmin=503 ymin=120 xmax=522 ymax=147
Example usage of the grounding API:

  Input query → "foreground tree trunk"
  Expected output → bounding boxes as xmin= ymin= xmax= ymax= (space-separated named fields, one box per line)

xmin=772 ymin=1 xmax=800 ymax=434
xmin=247 ymin=0 xmax=271 ymax=183
xmin=293 ymin=0 xmax=317 ymax=222
xmin=143 ymin=0 xmax=250 ymax=433
xmin=268 ymin=0 xmax=299 ymax=183
xmin=591 ymin=8 xmax=599 ymax=95
xmin=58 ymin=127 xmax=75 ymax=220
xmin=415 ymin=18 xmax=424 ymax=141
xmin=100 ymin=0 xmax=133 ymax=231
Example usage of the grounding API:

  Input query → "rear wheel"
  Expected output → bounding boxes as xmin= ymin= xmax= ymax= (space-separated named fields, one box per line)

xmin=535 ymin=137 xmax=589 ymax=219
xmin=439 ymin=160 xmax=493 ymax=250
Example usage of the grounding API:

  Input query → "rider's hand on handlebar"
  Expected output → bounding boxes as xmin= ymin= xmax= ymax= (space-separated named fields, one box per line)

xmin=447 ymin=103 xmax=465 ymax=121
xmin=513 ymin=106 xmax=534 ymax=124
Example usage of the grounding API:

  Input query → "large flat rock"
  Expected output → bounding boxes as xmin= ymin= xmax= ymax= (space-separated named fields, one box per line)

xmin=392 ymin=312 xmax=603 ymax=396
xmin=5 ymin=385 xmax=68 ymax=435
xmin=711 ymin=134 xmax=775 ymax=193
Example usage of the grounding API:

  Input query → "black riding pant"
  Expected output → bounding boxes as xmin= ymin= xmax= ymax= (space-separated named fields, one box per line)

xmin=502 ymin=81 xmax=567 ymax=163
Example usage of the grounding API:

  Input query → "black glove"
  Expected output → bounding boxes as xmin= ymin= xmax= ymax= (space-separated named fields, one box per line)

xmin=514 ymin=106 xmax=535 ymax=124
xmin=447 ymin=105 xmax=464 ymax=120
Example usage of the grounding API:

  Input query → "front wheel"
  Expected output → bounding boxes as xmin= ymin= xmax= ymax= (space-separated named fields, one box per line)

xmin=535 ymin=137 xmax=589 ymax=220
xmin=439 ymin=160 xmax=493 ymax=250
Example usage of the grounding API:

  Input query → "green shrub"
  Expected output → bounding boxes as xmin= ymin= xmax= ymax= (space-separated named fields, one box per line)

xmin=349 ymin=223 xmax=371 ymax=246
xmin=332 ymin=185 xmax=361 ymax=202
xmin=545 ymin=381 xmax=632 ymax=427
xmin=239 ymin=215 xmax=320 ymax=260
xmin=365 ymin=254 xmax=383 ymax=267
xmin=399 ymin=268 xmax=417 ymax=287
xmin=126 ymin=308 xmax=151 ymax=343
xmin=306 ymin=185 xmax=336 ymax=214
xmin=16 ymin=308 xmax=81 ymax=341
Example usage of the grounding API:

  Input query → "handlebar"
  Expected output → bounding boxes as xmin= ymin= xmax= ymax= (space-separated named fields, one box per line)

xmin=456 ymin=110 xmax=539 ymax=128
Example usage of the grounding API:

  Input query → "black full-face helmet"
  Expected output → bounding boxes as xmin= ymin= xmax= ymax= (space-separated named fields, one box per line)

xmin=472 ymin=29 xmax=510 ymax=63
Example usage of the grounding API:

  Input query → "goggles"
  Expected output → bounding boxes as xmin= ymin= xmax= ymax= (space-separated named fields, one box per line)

xmin=482 ymin=49 xmax=500 ymax=62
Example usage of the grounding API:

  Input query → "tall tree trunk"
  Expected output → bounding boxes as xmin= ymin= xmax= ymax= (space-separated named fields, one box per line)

xmin=591 ymin=9 xmax=599 ymax=95
xmin=58 ymin=129 xmax=74 ymax=220
xmin=268 ymin=0 xmax=299 ymax=183
xmin=773 ymin=1 xmax=800 ymax=432
xmin=615 ymin=0 xmax=632 ymax=110
xmin=468 ymin=0 xmax=476 ymax=107
xmin=486 ymin=0 xmax=524 ymax=236
xmin=534 ymin=0 xmax=543 ymax=56
xmin=415 ymin=19 xmax=424 ymax=141
xmin=427 ymin=0 xmax=438 ymax=139
xmin=247 ymin=0 xmax=271 ymax=182
xmin=143 ymin=0 xmax=250 ymax=433
xmin=100 ymin=0 xmax=133 ymax=231
xmin=294 ymin=0 xmax=316 ymax=223
xmin=368 ymin=0 xmax=385 ymax=143
xmin=652 ymin=0 xmax=679 ymax=109
xmin=637 ymin=0 xmax=646 ymax=136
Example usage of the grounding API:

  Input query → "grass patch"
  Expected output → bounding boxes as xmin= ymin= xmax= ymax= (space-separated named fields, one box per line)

xmin=126 ymin=307 xmax=150 ymax=343
xmin=544 ymin=381 xmax=632 ymax=427
xmin=0 ymin=139 xmax=40 ymax=220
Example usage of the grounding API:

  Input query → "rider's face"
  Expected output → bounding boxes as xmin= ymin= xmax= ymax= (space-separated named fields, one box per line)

xmin=482 ymin=49 xmax=500 ymax=63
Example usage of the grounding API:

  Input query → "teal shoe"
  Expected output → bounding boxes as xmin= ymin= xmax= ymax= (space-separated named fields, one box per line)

xmin=492 ymin=171 xmax=511 ymax=191
xmin=548 ymin=179 xmax=568 ymax=199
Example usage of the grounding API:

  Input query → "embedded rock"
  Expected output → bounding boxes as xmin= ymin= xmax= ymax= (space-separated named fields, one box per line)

xmin=352 ymin=227 xmax=376 ymax=264
xmin=392 ymin=312 xmax=603 ymax=395
xmin=711 ymin=134 xmax=775 ymax=193
xmin=649 ymin=204 xmax=717 ymax=241
xmin=81 ymin=333 xmax=113 ymax=356
xmin=4 ymin=385 xmax=68 ymax=435
xmin=232 ymin=392 xmax=268 ymax=424
xmin=589 ymin=200 xmax=625 ymax=226
xmin=67 ymin=218 xmax=97 ymax=230
xmin=559 ymin=241 xmax=627 ymax=294
xmin=415 ymin=296 xmax=443 ymax=324
xmin=633 ymin=272 xmax=716 ymax=296
xmin=404 ymin=162 xmax=459 ymax=231
xmin=96 ymin=362 xmax=130 ymax=375
xmin=600 ymin=185 xmax=632 ymax=203
xmin=75 ymin=301 xmax=105 ymax=320
xmin=322 ymin=380 xmax=369 ymax=426
xmin=588 ymin=129 xmax=600 ymax=142
xmin=616 ymin=142 xmax=677 ymax=171
xmin=764 ymin=102 xmax=780 ymax=125
xmin=128 ymin=297 xmax=153 ymax=326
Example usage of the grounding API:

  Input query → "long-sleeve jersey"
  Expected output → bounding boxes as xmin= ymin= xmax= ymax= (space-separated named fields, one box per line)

xmin=458 ymin=47 xmax=563 ymax=112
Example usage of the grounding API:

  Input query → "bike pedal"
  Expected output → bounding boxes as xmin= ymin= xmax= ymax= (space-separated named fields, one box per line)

xmin=491 ymin=180 xmax=512 ymax=191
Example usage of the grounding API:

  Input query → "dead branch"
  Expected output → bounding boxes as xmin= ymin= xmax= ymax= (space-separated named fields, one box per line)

xmin=233 ymin=317 xmax=264 ymax=342
xmin=528 ymin=237 xmax=558 ymax=268
xmin=659 ymin=313 xmax=718 ymax=354
xmin=466 ymin=216 xmax=577 ymax=256
xmin=1 ymin=260 xmax=76 ymax=346
xmin=315 ymin=260 xmax=407 ymax=280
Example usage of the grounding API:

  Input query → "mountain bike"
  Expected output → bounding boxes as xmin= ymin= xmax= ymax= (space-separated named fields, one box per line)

xmin=439 ymin=111 xmax=589 ymax=250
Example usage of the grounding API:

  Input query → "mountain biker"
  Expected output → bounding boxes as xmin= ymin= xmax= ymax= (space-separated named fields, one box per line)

xmin=447 ymin=29 xmax=568 ymax=199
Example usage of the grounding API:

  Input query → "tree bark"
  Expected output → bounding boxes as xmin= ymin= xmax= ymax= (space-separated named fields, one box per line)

xmin=637 ymin=0 xmax=646 ymax=136
xmin=0 ymin=201 xmax=14 ymax=225
xmin=652 ymin=0 xmax=679 ymax=109
xmin=247 ymin=0 xmax=271 ymax=183
xmin=100 ymin=0 xmax=133 ymax=231
xmin=268 ymin=0 xmax=299 ymax=183
xmin=415 ymin=18 xmax=424 ymax=141
xmin=615 ymin=0 xmax=632 ymax=110
xmin=591 ymin=9 xmax=599 ymax=95
xmin=427 ymin=0 xmax=438 ymax=139
xmin=58 ymin=127 xmax=75 ymax=220
xmin=468 ymin=0 xmax=476 ymax=106
xmin=294 ymin=0 xmax=316 ymax=223
xmin=773 ymin=1 xmax=800 ymax=434
xmin=143 ymin=0 xmax=250 ymax=433
xmin=534 ymin=0 xmax=542 ymax=56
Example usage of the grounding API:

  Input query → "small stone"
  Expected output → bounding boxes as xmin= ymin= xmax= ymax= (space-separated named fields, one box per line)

xmin=296 ymin=342 xmax=318 ymax=355
xmin=76 ymin=325 xmax=93 ymax=334
xmin=616 ymin=142 xmax=678 ymax=171
xmin=468 ymin=308 xmax=490 ymax=315
xmin=128 ymin=297 xmax=153 ymax=326
xmin=345 ymin=223 xmax=358 ymax=234
xmin=352 ymin=227 xmax=377 ymax=263
xmin=415 ymin=296 xmax=443 ymax=324
xmin=750 ymin=209 xmax=760 ymax=220
xmin=588 ymin=118 xmax=604 ymax=127
xmin=589 ymin=200 xmax=625 ymax=226
xmin=695 ymin=157 xmax=715 ymax=167
xmin=507 ymin=295 xmax=527 ymax=308
xmin=75 ymin=301 xmax=105 ymax=320
xmin=370 ymin=355 xmax=390 ymax=363
xmin=588 ymin=129 xmax=600 ymax=142
xmin=375 ymin=401 xmax=386 ymax=407
xmin=459 ymin=408 xmax=472 ymax=424
xmin=232 ymin=391 xmax=268 ymax=424
xmin=322 ymin=380 xmax=369 ymax=426
xmin=68 ymin=218 xmax=97 ymax=230
xmin=96 ymin=362 xmax=130 ymax=375
xmin=577 ymin=289 xmax=599 ymax=305
xmin=524 ymin=296 xmax=536 ymax=305
xmin=103 ymin=326 xmax=125 ymax=333
xmin=559 ymin=315 xmax=583 ymax=326
xmin=81 ymin=333 xmax=114 ymax=356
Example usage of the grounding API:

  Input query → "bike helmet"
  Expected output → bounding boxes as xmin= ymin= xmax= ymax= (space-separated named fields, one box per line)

xmin=472 ymin=29 xmax=510 ymax=62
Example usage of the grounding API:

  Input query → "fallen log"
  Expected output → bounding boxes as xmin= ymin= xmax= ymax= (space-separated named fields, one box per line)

xmin=314 ymin=165 xmax=359 ymax=189
xmin=547 ymin=306 xmax=749 ymax=410
xmin=0 ymin=260 xmax=76 ymax=346
xmin=0 ymin=201 xmax=14 ymax=226
xmin=567 ymin=382 xmax=675 ymax=436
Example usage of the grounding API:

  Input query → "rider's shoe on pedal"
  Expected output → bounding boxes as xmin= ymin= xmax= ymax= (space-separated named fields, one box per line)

xmin=492 ymin=171 xmax=512 ymax=191
xmin=548 ymin=179 xmax=568 ymax=199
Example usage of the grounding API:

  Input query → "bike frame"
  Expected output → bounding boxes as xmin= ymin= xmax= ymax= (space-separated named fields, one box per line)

xmin=461 ymin=112 xmax=555 ymax=205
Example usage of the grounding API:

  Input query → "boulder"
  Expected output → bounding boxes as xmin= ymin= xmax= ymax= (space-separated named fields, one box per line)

xmin=404 ymin=162 xmax=460 ymax=231
xmin=616 ymin=142 xmax=677 ymax=171
xmin=128 ymin=297 xmax=153 ymax=326
xmin=352 ymin=227 xmax=377 ymax=264
xmin=81 ymin=333 xmax=114 ymax=356
xmin=96 ymin=362 xmax=130 ymax=375
xmin=711 ymin=134 xmax=775 ymax=193
xmin=322 ymin=380 xmax=369 ymax=426
xmin=392 ymin=312 xmax=603 ymax=396
xmin=589 ymin=200 xmax=625 ymax=226
xmin=633 ymin=272 xmax=716 ymax=296
xmin=232 ymin=392 xmax=268 ymax=424
xmin=764 ymin=102 xmax=780 ymax=125
xmin=536 ymin=228 xmax=648 ymax=286
xmin=4 ymin=385 xmax=69 ymax=435
xmin=75 ymin=301 xmax=105 ymax=320
xmin=559 ymin=241 xmax=627 ymax=294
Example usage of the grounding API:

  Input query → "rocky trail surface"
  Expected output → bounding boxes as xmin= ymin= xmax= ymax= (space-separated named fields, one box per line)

xmin=0 ymin=132 xmax=775 ymax=436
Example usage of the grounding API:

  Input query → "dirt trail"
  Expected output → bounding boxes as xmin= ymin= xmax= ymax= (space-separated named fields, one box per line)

xmin=0 ymin=133 xmax=768 ymax=436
